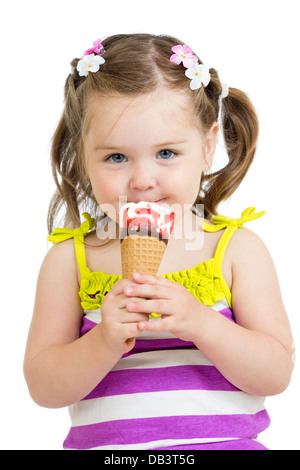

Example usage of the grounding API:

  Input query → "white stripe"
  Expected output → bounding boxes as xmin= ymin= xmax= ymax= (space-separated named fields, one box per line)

xmin=69 ymin=390 xmax=266 ymax=427
xmin=83 ymin=310 xmax=177 ymax=340
xmin=113 ymin=348 xmax=213 ymax=370
xmin=86 ymin=437 xmax=240 ymax=451
xmin=83 ymin=309 xmax=101 ymax=323
xmin=211 ymin=298 xmax=230 ymax=312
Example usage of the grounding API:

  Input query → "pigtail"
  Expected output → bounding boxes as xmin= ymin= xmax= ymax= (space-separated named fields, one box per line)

xmin=197 ymin=87 xmax=259 ymax=219
xmin=47 ymin=72 xmax=95 ymax=233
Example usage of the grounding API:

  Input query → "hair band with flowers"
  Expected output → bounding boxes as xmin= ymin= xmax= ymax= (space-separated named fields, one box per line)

xmin=77 ymin=39 xmax=105 ymax=77
xmin=170 ymin=44 xmax=228 ymax=98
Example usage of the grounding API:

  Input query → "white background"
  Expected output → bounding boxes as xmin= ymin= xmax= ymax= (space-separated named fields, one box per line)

xmin=1 ymin=0 xmax=299 ymax=450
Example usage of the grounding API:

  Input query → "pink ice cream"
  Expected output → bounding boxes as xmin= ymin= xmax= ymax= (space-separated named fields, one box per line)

xmin=119 ymin=201 xmax=175 ymax=242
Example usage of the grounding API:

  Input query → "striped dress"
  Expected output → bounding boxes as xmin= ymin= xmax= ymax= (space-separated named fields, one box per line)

xmin=48 ymin=207 xmax=270 ymax=450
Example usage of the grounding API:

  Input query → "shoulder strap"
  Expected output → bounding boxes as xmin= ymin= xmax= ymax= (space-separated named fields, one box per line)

xmin=202 ymin=207 xmax=266 ymax=274
xmin=47 ymin=212 xmax=95 ymax=277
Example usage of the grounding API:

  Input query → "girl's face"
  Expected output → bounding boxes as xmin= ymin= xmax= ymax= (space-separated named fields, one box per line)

xmin=84 ymin=88 xmax=218 ymax=224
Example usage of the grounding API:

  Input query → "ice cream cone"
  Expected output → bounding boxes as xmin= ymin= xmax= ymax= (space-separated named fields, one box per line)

xmin=121 ymin=236 xmax=168 ymax=346
xmin=121 ymin=235 xmax=167 ymax=279
xmin=119 ymin=202 xmax=175 ymax=346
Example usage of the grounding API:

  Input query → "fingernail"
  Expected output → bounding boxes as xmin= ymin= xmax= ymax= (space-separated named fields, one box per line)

xmin=139 ymin=322 xmax=147 ymax=330
xmin=124 ymin=287 xmax=133 ymax=294
xmin=127 ymin=302 xmax=135 ymax=311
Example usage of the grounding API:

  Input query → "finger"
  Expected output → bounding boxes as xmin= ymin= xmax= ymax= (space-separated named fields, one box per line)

xmin=123 ymin=323 xmax=145 ymax=343
xmin=123 ymin=283 xmax=172 ymax=300
xmin=110 ymin=277 xmax=139 ymax=295
xmin=126 ymin=298 xmax=171 ymax=316
xmin=138 ymin=317 xmax=169 ymax=332
xmin=120 ymin=311 xmax=149 ymax=323
xmin=119 ymin=295 xmax=149 ymax=309
xmin=131 ymin=272 xmax=174 ymax=286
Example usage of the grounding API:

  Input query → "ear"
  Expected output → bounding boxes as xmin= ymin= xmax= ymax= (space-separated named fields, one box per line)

xmin=203 ymin=122 xmax=219 ymax=172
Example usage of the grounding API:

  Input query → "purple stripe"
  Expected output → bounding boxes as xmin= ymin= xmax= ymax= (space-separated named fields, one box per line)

xmin=80 ymin=316 xmax=97 ymax=336
xmin=219 ymin=306 xmax=235 ymax=322
xmin=63 ymin=410 xmax=270 ymax=449
xmin=154 ymin=439 xmax=268 ymax=450
xmin=123 ymin=338 xmax=195 ymax=356
xmin=83 ymin=365 xmax=239 ymax=400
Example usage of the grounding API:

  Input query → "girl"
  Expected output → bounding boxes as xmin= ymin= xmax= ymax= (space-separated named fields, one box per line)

xmin=24 ymin=34 xmax=294 ymax=450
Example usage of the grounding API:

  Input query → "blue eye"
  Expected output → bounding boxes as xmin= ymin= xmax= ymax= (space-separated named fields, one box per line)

xmin=108 ymin=153 xmax=127 ymax=163
xmin=158 ymin=150 xmax=175 ymax=160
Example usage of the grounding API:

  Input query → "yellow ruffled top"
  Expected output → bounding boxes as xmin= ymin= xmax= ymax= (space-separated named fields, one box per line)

xmin=48 ymin=207 xmax=265 ymax=311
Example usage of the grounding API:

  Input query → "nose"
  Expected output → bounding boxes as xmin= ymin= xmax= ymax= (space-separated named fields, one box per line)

xmin=129 ymin=161 xmax=157 ymax=191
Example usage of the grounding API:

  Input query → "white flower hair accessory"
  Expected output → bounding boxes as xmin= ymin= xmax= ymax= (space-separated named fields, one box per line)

xmin=170 ymin=44 xmax=211 ymax=91
xmin=77 ymin=39 xmax=105 ymax=77
xmin=185 ymin=63 xmax=211 ymax=91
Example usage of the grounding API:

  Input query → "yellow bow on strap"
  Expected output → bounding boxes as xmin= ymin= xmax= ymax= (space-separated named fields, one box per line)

xmin=202 ymin=207 xmax=266 ymax=233
xmin=47 ymin=212 xmax=95 ymax=243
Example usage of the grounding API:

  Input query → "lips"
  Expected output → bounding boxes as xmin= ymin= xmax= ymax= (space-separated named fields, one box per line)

xmin=128 ymin=198 xmax=166 ymax=206
xmin=129 ymin=199 xmax=164 ymax=204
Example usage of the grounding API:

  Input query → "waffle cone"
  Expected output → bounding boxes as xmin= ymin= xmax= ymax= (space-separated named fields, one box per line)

xmin=121 ymin=235 xmax=167 ymax=279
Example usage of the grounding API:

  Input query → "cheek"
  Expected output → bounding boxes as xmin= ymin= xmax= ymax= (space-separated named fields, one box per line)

xmin=88 ymin=170 xmax=126 ymax=218
xmin=171 ymin=166 xmax=202 ymax=199
xmin=90 ymin=175 xmax=117 ymax=199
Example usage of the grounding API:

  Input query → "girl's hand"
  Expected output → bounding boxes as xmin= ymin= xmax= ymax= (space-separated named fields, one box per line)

xmin=123 ymin=273 xmax=204 ymax=343
xmin=100 ymin=278 xmax=149 ymax=352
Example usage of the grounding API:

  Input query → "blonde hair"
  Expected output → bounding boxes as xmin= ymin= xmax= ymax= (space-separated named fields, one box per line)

xmin=48 ymin=33 xmax=259 ymax=233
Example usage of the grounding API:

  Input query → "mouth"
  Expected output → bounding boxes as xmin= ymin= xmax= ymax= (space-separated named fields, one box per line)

xmin=127 ymin=198 xmax=167 ymax=206
xmin=154 ymin=198 xmax=170 ymax=207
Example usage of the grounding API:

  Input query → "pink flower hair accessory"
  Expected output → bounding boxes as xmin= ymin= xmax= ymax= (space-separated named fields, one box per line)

xmin=170 ymin=44 xmax=198 ymax=68
xmin=170 ymin=44 xmax=211 ymax=91
xmin=83 ymin=39 xmax=104 ymax=56
xmin=77 ymin=39 xmax=106 ymax=77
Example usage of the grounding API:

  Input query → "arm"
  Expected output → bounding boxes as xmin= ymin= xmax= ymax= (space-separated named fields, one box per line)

xmin=23 ymin=240 xmax=147 ymax=408
xmin=209 ymin=228 xmax=294 ymax=396
xmin=123 ymin=230 xmax=294 ymax=396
